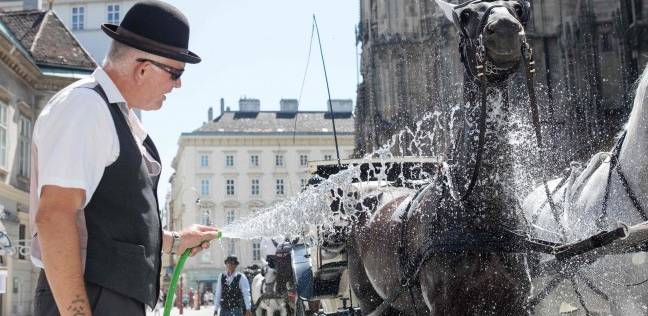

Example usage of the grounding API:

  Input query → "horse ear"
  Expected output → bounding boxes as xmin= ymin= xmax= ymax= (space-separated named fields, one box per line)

xmin=292 ymin=237 xmax=299 ymax=245
xmin=272 ymin=239 xmax=278 ymax=247
xmin=435 ymin=0 xmax=456 ymax=23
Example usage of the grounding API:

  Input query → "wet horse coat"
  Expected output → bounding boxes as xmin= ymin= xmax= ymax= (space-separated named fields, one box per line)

xmin=523 ymin=64 xmax=648 ymax=315
xmin=346 ymin=1 xmax=535 ymax=314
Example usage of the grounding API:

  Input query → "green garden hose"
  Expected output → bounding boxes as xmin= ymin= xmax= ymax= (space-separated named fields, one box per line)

xmin=163 ymin=231 xmax=222 ymax=316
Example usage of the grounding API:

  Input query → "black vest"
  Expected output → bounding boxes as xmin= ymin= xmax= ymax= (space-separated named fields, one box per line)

xmin=221 ymin=273 xmax=244 ymax=309
xmin=83 ymin=84 xmax=163 ymax=308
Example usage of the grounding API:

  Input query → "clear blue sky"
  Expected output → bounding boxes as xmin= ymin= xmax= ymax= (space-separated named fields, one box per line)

xmin=142 ymin=1 xmax=361 ymax=204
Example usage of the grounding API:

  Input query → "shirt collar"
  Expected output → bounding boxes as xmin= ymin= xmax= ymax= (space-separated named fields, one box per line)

xmin=92 ymin=67 xmax=149 ymax=144
xmin=92 ymin=67 xmax=127 ymax=105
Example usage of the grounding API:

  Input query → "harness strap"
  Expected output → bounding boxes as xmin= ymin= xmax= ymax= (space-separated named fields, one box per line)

xmin=598 ymin=130 xmax=648 ymax=227
xmin=398 ymin=181 xmax=437 ymax=286
xmin=615 ymin=154 xmax=648 ymax=221
xmin=365 ymin=289 xmax=404 ymax=316
xmin=459 ymin=59 xmax=489 ymax=202
xmin=598 ymin=132 xmax=626 ymax=228
xmin=520 ymin=35 xmax=569 ymax=241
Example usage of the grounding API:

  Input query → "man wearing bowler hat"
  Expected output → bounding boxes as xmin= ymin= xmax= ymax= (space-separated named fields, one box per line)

xmin=30 ymin=1 xmax=218 ymax=315
xmin=213 ymin=256 xmax=252 ymax=316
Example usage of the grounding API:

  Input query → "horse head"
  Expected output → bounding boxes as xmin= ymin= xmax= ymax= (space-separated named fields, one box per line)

xmin=436 ymin=0 xmax=530 ymax=84
xmin=262 ymin=265 xmax=278 ymax=286
xmin=269 ymin=239 xmax=297 ymax=295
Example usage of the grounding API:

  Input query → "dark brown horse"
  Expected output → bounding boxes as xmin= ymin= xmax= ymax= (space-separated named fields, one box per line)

xmin=346 ymin=1 xmax=535 ymax=314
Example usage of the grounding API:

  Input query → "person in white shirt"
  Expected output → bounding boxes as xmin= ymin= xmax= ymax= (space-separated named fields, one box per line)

xmin=214 ymin=256 xmax=252 ymax=316
xmin=30 ymin=1 xmax=219 ymax=315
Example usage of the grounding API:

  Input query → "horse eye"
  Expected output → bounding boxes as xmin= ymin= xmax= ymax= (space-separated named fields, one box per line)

xmin=513 ymin=4 xmax=525 ymax=19
xmin=459 ymin=9 xmax=473 ymax=25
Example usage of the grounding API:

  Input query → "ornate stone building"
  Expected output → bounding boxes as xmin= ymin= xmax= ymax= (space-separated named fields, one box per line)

xmin=355 ymin=0 xmax=648 ymax=168
xmin=167 ymin=98 xmax=354 ymax=298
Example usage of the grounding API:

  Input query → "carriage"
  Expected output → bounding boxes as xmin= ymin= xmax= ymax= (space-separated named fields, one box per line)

xmin=285 ymin=157 xmax=442 ymax=316
xmin=294 ymin=153 xmax=648 ymax=316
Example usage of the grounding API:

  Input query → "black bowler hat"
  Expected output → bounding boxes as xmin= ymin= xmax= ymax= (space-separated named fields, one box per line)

xmin=101 ymin=0 xmax=201 ymax=64
xmin=224 ymin=256 xmax=239 ymax=265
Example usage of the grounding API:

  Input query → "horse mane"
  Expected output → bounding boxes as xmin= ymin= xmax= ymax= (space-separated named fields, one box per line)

xmin=621 ymin=62 xmax=648 ymax=138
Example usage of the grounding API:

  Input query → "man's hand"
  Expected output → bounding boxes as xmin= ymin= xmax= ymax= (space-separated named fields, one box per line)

xmin=245 ymin=310 xmax=252 ymax=316
xmin=178 ymin=225 xmax=220 ymax=256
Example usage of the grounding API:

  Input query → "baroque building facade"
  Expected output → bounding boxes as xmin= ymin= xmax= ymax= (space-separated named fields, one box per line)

xmin=166 ymin=98 xmax=355 ymax=299
xmin=355 ymin=0 xmax=648 ymax=169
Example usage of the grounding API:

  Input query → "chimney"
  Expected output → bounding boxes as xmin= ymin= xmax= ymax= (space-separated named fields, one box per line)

xmin=279 ymin=99 xmax=298 ymax=113
xmin=220 ymin=98 xmax=225 ymax=115
xmin=328 ymin=99 xmax=353 ymax=113
xmin=208 ymin=107 xmax=213 ymax=121
xmin=23 ymin=0 xmax=42 ymax=10
xmin=239 ymin=98 xmax=260 ymax=112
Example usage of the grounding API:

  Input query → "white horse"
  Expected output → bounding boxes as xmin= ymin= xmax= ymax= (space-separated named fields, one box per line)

xmin=251 ymin=264 xmax=288 ymax=316
xmin=523 ymin=64 xmax=648 ymax=315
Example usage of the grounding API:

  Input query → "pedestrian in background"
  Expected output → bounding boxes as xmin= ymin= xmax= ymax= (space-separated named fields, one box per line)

xmin=214 ymin=256 xmax=252 ymax=316
xmin=30 ymin=1 xmax=219 ymax=315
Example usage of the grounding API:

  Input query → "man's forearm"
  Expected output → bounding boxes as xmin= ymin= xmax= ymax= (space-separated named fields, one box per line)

xmin=37 ymin=209 xmax=91 ymax=316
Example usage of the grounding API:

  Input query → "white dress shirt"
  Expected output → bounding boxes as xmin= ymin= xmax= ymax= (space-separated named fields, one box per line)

xmin=214 ymin=271 xmax=252 ymax=311
xmin=29 ymin=67 xmax=161 ymax=269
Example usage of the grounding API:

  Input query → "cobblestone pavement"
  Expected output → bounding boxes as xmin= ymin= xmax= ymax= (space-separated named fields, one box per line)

xmin=147 ymin=306 xmax=215 ymax=316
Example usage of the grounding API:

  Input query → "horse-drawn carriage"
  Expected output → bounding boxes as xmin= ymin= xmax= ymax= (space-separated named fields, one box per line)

xmin=253 ymin=0 xmax=648 ymax=312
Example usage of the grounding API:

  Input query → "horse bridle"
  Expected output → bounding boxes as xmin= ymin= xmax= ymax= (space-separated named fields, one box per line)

xmin=445 ymin=0 xmax=539 ymax=202
xmin=453 ymin=0 xmax=530 ymax=84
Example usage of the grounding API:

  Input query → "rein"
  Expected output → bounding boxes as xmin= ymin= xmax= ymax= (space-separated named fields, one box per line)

xmin=598 ymin=130 xmax=648 ymax=229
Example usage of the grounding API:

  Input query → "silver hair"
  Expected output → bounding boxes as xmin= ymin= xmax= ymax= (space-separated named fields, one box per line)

xmin=102 ymin=41 xmax=157 ymax=75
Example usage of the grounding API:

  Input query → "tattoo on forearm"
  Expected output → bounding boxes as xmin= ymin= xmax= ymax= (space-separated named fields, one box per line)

xmin=67 ymin=295 xmax=88 ymax=316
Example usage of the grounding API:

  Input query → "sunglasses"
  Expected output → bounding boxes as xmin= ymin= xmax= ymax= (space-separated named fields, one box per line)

xmin=136 ymin=58 xmax=184 ymax=81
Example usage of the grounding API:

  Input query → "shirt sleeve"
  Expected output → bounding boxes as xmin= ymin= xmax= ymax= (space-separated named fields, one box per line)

xmin=33 ymin=88 xmax=118 ymax=207
xmin=239 ymin=273 xmax=252 ymax=310
xmin=214 ymin=274 xmax=222 ymax=311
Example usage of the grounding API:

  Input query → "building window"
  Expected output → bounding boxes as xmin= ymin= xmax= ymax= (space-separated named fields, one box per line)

xmin=275 ymin=179 xmax=285 ymax=195
xmin=300 ymin=154 xmax=308 ymax=167
xmin=250 ymin=154 xmax=259 ymax=167
xmin=72 ymin=6 xmax=85 ymax=30
xmin=300 ymin=178 xmax=308 ymax=191
xmin=226 ymin=209 xmax=235 ymax=224
xmin=18 ymin=224 xmax=25 ymax=260
xmin=12 ymin=277 xmax=17 ymax=294
xmin=18 ymin=115 xmax=31 ymax=178
xmin=251 ymin=179 xmax=260 ymax=196
xmin=324 ymin=154 xmax=332 ymax=161
xmin=200 ymin=179 xmax=210 ymax=196
xmin=252 ymin=241 xmax=261 ymax=261
xmin=225 ymin=154 xmax=234 ymax=167
xmin=0 ymin=102 xmax=7 ymax=168
xmin=107 ymin=4 xmax=120 ymax=24
xmin=275 ymin=155 xmax=284 ymax=167
xmin=226 ymin=179 xmax=235 ymax=196
xmin=200 ymin=154 xmax=209 ymax=168
xmin=227 ymin=239 xmax=236 ymax=256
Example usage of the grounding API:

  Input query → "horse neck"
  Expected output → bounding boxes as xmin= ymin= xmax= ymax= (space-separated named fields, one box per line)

xmin=619 ymin=72 xmax=648 ymax=197
xmin=460 ymin=78 xmax=513 ymax=175
xmin=454 ymin=78 xmax=521 ymax=227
